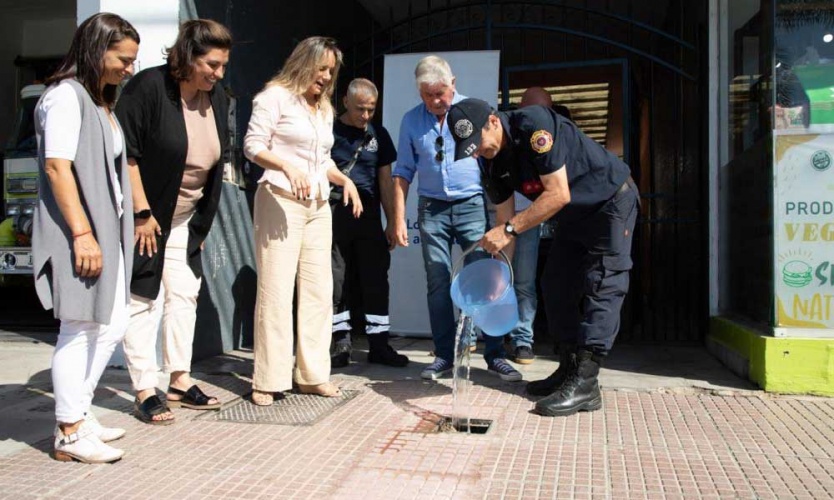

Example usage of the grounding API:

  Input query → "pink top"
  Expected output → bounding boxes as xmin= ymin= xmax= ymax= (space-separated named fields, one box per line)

xmin=243 ymin=84 xmax=335 ymax=200
xmin=176 ymin=90 xmax=221 ymax=217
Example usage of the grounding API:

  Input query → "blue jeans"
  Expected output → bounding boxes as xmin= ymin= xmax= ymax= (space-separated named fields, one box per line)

xmin=509 ymin=224 xmax=540 ymax=348
xmin=418 ymin=194 xmax=506 ymax=363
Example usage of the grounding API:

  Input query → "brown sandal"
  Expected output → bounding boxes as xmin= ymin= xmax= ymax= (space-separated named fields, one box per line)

xmin=251 ymin=390 xmax=274 ymax=406
xmin=297 ymin=382 xmax=341 ymax=398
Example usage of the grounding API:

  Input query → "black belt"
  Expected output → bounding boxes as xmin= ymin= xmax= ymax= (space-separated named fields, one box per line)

xmin=420 ymin=193 xmax=481 ymax=204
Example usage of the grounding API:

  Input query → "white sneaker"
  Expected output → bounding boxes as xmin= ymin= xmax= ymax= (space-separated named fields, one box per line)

xmin=84 ymin=411 xmax=126 ymax=443
xmin=53 ymin=421 xmax=125 ymax=464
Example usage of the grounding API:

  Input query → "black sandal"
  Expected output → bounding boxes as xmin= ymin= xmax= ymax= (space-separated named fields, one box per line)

xmin=167 ymin=385 xmax=222 ymax=410
xmin=134 ymin=395 xmax=175 ymax=426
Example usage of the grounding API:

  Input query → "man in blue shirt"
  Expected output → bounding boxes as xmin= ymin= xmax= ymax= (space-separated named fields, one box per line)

xmin=330 ymin=78 xmax=408 ymax=368
xmin=447 ymin=97 xmax=639 ymax=417
xmin=392 ymin=55 xmax=520 ymax=382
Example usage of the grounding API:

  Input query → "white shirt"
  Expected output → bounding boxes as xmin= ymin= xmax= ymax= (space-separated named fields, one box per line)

xmin=243 ymin=85 xmax=335 ymax=200
xmin=38 ymin=80 xmax=125 ymax=217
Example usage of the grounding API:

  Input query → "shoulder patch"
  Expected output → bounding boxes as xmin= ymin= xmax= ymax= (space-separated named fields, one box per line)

xmin=530 ymin=130 xmax=553 ymax=154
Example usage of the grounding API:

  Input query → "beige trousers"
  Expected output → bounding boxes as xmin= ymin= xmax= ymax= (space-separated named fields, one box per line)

xmin=123 ymin=212 xmax=202 ymax=392
xmin=252 ymin=183 xmax=333 ymax=392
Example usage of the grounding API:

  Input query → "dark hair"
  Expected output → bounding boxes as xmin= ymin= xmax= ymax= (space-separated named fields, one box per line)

xmin=46 ymin=13 xmax=140 ymax=107
xmin=166 ymin=19 xmax=232 ymax=81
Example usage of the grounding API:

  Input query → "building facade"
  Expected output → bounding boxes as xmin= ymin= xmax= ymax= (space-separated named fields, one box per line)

xmin=0 ymin=0 xmax=831 ymax=394
xmin=711 ymin=0 xmax=834 ymax=396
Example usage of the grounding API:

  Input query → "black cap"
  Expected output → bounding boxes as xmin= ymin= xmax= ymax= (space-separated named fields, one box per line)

xmin=448 ymin=98 xmax=493 ymax=160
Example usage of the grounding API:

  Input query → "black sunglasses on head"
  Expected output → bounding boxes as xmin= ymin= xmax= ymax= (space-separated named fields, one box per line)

xmin=435 ymin=136 xmax=444 ymax=162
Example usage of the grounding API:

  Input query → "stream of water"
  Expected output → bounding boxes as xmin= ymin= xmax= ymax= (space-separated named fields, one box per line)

xmin=450 ymin=314 xmax=474 ymax=433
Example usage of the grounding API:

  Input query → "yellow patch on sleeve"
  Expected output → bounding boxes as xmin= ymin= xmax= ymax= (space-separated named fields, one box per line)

xmin=530 ymin=130 xmax=553 ymax=154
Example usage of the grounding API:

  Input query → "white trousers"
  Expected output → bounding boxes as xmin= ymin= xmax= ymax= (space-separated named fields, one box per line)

xmin=122 ymin=213 xmax=202 ymax=392
xmin=52 ymin=248 xmax=128 ymax=424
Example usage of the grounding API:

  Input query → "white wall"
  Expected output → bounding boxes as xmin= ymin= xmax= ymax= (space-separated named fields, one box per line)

xmin=77 ymin=0 xmax=180 ymax=72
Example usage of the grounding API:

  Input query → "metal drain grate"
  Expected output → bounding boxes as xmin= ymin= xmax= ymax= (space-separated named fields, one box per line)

xmin=439 ymin=417 xmax=494 ymax=434
xmin=203 ymin=390 xmax=360 ymax=426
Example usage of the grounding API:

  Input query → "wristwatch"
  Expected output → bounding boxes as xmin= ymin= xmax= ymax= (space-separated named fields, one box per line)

xmin=134 ymin=209 xmax=152 ymax=220
xmin=504 ymin=220 xmax=519 ymax=238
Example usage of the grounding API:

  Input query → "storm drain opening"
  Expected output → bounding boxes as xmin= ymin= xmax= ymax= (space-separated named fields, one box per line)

xmin=201 ymin=389 xmax=360 ymax=426
xmin=439 ymin=417 xmax=494 ymax=434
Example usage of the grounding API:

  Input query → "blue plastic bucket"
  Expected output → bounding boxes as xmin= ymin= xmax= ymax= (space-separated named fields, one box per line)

xmin=450 ymin=248 xmax=519 ymax=337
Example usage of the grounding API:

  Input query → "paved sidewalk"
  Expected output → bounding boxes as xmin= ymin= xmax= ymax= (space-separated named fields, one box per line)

xmin=1 ymin=331 xmax=833 ymax=499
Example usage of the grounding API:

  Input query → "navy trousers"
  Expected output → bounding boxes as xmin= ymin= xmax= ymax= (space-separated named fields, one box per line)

xmin=540 ymin=179 xmax=640 ymax=355
xmin=331 ymin=194 xmax=390 ymax=336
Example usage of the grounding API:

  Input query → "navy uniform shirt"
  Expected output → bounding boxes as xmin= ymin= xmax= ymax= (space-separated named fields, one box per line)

xmin=331 ymin=120 xmax=397 ymax=198
xmin=484 ymin=105 xmax=630 ymax=223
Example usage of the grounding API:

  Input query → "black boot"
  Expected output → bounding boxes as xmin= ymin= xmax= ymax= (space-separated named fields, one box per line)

xmin=534 ymin=349 xmax=602 ymax=417
xmin=367 ymin=333 xmax=409 ymax=367
xmin=330 ymin=332 xmax=351 ymax=368
xmin=526 ymin=343 xmax=576 ymax=396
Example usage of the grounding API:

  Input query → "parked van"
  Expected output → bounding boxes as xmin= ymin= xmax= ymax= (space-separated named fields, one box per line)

xmin=1 ymin=84 xmax=43 ymax=275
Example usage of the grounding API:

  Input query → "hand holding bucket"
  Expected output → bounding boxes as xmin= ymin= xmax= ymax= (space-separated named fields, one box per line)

xmin=450 ymin=244 xmax=519 ymax=337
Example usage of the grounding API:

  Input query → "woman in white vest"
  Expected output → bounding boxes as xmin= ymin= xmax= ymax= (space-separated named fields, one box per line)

xmin=33 ymin=12 xmax=139 ymax=464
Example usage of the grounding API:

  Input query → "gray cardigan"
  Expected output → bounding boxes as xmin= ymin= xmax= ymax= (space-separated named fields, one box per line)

xmin=32 ymin=79 xmax=134 ymax=324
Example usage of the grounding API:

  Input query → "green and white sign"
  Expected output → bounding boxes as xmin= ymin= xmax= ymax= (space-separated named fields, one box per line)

xmin=774 ymin=133 xmax=834 ymax=329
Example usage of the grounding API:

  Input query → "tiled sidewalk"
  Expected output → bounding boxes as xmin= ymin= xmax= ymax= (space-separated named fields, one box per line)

xmin=0 ymin=338 xmax=832 ymax=499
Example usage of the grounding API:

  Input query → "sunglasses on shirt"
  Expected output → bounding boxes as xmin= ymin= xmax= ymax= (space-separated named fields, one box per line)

xmin=435 ymin=136 xmax=444 ymax=162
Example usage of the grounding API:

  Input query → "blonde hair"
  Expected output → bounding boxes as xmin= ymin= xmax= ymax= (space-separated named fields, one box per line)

xmin=414 ymin=55 xmax=454 ymax=88
xmin=266 ymin=36 xmax=343 ymax=113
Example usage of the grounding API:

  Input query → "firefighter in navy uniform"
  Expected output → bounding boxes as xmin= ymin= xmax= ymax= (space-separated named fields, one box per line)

xmin=329 ymin=78 xmax=408 ymax=368
xmin=447 ymin=98 xmax=639 ymax=417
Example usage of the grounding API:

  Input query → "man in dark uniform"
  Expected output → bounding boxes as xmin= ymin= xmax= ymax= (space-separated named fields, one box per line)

xmin=447 ymin=97 xmax=639 ymax=417
xmin=329 ymin=78 xmax=408 ymax=368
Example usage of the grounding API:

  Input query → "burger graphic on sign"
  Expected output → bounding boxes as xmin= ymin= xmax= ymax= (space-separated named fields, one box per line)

xmin=782 ymin=260 xmax=813 ymax=288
